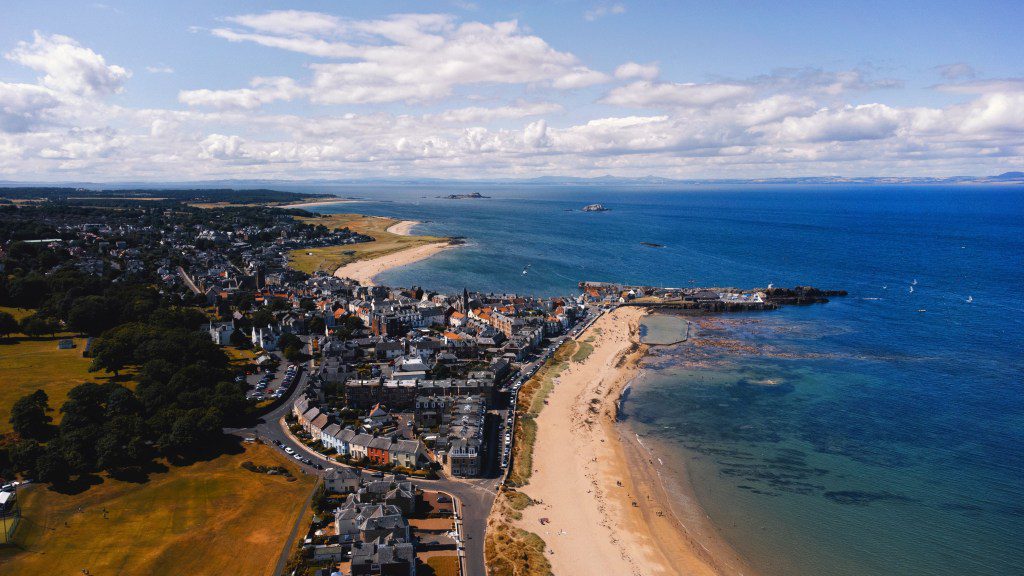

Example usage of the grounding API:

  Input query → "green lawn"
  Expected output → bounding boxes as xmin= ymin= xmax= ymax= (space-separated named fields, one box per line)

xmin=0 ymin=306 xmax=34 ymax=322
xmin=0 ymin=336 xmax=98 ymax=434
xmin=288 ymin=214 xmax=449 ymax=275
xmin=423 ymin=555 xmax=461 ymax=576
xmin=0 ymin=441 xmax=315 ymax=576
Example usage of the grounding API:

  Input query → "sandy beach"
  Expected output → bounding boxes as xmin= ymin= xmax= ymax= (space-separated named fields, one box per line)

xmin=386 ymin=220 xmax=419 ymax=235
xmin=276 ymin=198 xmax=358 ymax=209
xmin=331 ymin=235 xmax=452 ymax=284
xmin=516 ymin=306 xmax=757 ymax=576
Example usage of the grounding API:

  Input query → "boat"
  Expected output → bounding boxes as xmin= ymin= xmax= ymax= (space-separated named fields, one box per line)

xmin=967 ymin=295 xmax=973 ymax=303
xmin=882 ymin=284 xmax=888 ymax=290
xmin=912 ymin=279 xmax=918 ymax=285
xmin=909 ymin=286 xmax=914 ymax=293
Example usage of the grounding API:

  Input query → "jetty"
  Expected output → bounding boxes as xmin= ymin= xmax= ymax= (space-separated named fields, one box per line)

xmin=579 ymin=281 xmax=846 ymax=312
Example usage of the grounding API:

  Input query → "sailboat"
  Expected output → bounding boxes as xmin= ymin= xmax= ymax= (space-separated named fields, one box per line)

xmin=911 ymin=279 xmax=918 ymax=286
xmin=882 ymin=285 xmax=888 ymax=290
xmin=909 ymin=285 xmax=914 ymax=294
xmin=966 ymin=295 xmax=973 ymax=303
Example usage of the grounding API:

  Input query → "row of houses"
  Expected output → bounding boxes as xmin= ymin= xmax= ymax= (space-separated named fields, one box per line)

xmin=294 ymin=398 xmax=428 ymax=469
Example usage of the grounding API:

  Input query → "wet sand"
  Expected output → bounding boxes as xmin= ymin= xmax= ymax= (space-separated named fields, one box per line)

xmin=517 ymin=306 xmax=758 ymax=576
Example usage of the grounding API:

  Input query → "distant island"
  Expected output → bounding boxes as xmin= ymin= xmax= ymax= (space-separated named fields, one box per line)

xmin=640 ymin=242 xmax=664 ymax=248
xmin=439 ymin=192 xmax=489 ymax=199
xmin=582 ymin=203 xmax=609 ymax=212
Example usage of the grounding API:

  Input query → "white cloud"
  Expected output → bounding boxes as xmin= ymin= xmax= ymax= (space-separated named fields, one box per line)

xmin=1 ymin=27 xmax=1023 ymax=180
xmin=937 ymin=62 xmax=976 ymax=81
xmin=5 ymin=32 xmax=130 ymax=96
xmin=524 ymin=119 xmax=550 ymax=148
xmin=757 ymin=104 xmax=903 ymax=142
xmin=614 ymin=62 xmax=659 ymax=80
xmin=0 ymin=82 xmax=61 ymax=133
xmin=584 ymin=3 xmax=626 ymax=21
xmin=426 ymin=102 xmax=562 ymax=124
xmin=179 ymin=77 xmax=303 ymax=109
xmin=603 ymin=80 xmax=753 ymax=108
xmin=146 ymin=65 xmax=175 ymax=74
xmin=199 ymin=12 xmax=609 ymax=106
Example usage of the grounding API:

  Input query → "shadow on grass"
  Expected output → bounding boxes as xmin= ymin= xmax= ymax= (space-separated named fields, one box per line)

xmin=106 ymin=459 xmax=170 ymax=484
xmin=165 ymin=434 xmax=246 ymax=468
xmin=43 ymin=434 xmax=245 ymax=495
xmin=48 ymin=473 xmax=103 ymax=495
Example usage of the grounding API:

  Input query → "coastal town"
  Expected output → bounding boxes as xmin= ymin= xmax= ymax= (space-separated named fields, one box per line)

xmin=0 ymin=188 xmax=843 ymax=576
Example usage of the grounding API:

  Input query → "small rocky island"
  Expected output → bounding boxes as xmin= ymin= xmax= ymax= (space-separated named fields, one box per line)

xmin=439 ymin=192 xmax=489 ymax=199
xmin=640 ymin=242 xmax=664 ymax=248
xmin=582 ymin=203 xmax=609 ymax=212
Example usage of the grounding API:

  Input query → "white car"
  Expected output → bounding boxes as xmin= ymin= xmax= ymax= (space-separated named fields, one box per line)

xmin=284 ymin=447 xmax=294 ymax=454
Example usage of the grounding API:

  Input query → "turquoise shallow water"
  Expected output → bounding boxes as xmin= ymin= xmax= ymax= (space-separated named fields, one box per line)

xmin=301 ymin=185 xmax=1024 ymax=575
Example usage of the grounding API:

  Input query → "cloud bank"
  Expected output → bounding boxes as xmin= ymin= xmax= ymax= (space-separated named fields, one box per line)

xmin=0 ymin=11 xmax=1022 ymax=181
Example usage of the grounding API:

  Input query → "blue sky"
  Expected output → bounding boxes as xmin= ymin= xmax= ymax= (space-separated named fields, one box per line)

xmin=1 ymin=1 xmax=1022 ymax=180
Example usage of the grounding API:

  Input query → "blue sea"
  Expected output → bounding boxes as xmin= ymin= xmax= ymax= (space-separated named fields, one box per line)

xmin=303 ymin=185 xmax=1024 ymax=576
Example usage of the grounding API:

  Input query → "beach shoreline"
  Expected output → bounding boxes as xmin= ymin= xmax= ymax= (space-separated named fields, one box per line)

xmin=276 ymin=198 xmax=359 ymax=209
xmin=332 ymin=219 xmax=454 ymax=285
xmin=332 ymin=242 xmax=454 ymax=286
xmin=385 ymin=219 xmax=419 ymax=236
xmin=516 ymin=306 xmax=758 ymax=576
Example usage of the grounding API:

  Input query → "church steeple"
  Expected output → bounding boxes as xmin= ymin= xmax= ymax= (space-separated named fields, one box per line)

xmin=463 ymin=287 xmax=469 ymax=312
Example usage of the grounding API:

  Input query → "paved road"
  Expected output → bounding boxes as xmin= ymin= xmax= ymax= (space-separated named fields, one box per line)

xmin=228 ymin=367 xmax=498 ymax=576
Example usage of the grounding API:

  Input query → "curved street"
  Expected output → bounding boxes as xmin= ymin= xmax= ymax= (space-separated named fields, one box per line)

xmin=228 ymin=368 xmax=498 ymax=576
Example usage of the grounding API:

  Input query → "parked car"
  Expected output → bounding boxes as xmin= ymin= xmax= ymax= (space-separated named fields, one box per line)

xmin=284 ymin=447 xmax=294 ymax=454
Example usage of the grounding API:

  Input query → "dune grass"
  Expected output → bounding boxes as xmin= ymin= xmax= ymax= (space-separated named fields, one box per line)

xmin=0 ymin=441 xmax=315 ymax=576
xmin=484 ymin=490 xmax=552 ymax=576
xmin=287 ymin=214 xmax=448 ymax=275
xmin=508 ymin=341 xmax=575 ymax=487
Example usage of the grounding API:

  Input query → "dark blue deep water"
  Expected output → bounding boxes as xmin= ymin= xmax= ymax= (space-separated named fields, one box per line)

xmin=307 ymin=186 xmax=1024 ymax=576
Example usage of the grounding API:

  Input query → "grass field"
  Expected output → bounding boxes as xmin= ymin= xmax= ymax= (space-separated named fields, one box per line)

xmin=0 ymin=306 xmax=35 ymax=322
xmin=0 ymin=441 xmax=315 ymax=576
xmin=423 ymin=555 xmax=461 ymax=576
xmin=0 ymin=336 xmax=102 ymax=435
xmin=287 ymin=214 xmax=448 ymax=275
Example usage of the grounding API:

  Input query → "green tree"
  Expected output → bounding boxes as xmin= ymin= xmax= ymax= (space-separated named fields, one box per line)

xmin=307 ymin=316 xmax=326 ymax=335
xmin=35 ymin=446 xmax=71 ymax=483
xmin=9 ymin=389 xmax=52 ymax=440
xmin=250 ymin=308 xmax=274 ymax=328
xmin=9 ymin=439 xmax=43 ymax=474
xmin=19 ymin=314 xmax=60 ymax=337
xmin=68 ymin=295 xmax=118 ymax=335
xmin=0 ymin=311 xmax=18 ymax=339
